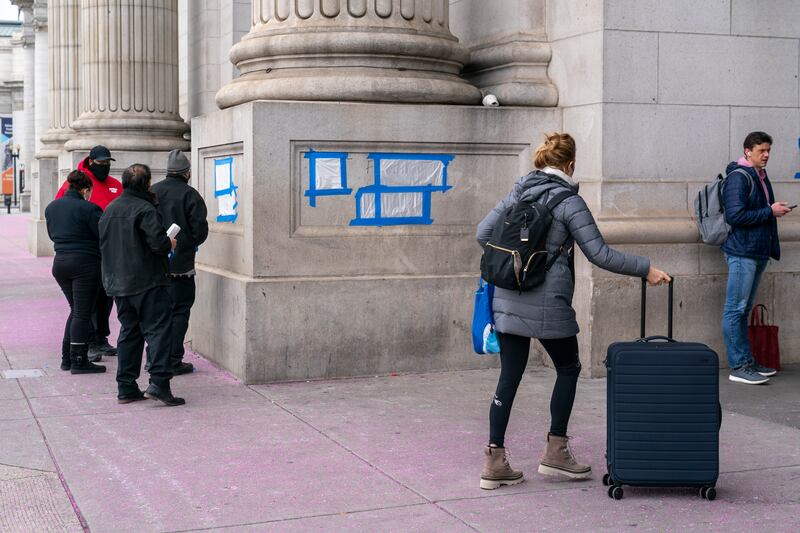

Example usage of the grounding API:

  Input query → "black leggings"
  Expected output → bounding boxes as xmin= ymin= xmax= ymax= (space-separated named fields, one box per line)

xmin=489 ymin=332 xmax=581 ymax=447
xmin=52 ymin=254 xmax=101 ymax=353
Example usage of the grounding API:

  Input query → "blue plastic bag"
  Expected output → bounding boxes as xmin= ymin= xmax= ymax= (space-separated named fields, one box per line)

xmin=472 ymin=279 xmax=500 ymax=355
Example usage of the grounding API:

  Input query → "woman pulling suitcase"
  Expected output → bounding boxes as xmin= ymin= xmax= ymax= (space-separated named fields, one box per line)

xmin=475 ymin=132 xmax=671 ymax=489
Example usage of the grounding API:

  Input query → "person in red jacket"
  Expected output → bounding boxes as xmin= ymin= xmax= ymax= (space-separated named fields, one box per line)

xmin=55 ymin=146 xmax=122 ymax=361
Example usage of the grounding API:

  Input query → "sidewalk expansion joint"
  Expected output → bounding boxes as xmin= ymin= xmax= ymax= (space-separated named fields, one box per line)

xmin=163 ymin=502 xmax=437 ymax=533
xmin=247 ymin=385 xmax=481 ymax=533
xmin=15 ymin=377 xmax=92 ymax=533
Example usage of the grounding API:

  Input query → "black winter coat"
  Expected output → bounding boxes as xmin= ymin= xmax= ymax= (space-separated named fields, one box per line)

xmin=98 ymin=189 xmax=172 ymax=297
xmin=151 ymin=175 xmax=209 ymax=274
xmin=44 ymin=189 xmax=103 ymax=258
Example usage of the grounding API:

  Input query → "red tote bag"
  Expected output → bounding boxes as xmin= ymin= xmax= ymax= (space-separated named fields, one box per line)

xmin=748 ymin=304 xmax=781 ymax=371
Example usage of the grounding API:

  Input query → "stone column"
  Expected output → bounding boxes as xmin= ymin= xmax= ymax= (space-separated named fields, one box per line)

xmin=10 ymin=1 xmax=35 ymax=212
xmin=65 ymin=0 xmax=189 ymax=152
xmin=215 ymin=0 xmax=481 ymax=108
xmin=32 ymin=1 xmax=48 ymax=156
xmin=39 ymin=0 xmax=79 ymax=156
xmin=29 ymin=1 xmax=61 ymax=257
xmin=449 ymin=0 xmax=557 ymax=106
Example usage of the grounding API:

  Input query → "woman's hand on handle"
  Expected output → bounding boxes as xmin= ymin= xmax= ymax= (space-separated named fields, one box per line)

xmin=646 ymin=266 xmax=671 ymax=286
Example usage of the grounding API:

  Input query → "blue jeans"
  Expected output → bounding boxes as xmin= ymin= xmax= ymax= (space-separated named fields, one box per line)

xmin=722 ymin=254 xmax=768 ymax=369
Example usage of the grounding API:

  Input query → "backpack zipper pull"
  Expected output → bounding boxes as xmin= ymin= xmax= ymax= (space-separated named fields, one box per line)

xmin=520 ymin=214 xmax=530 ymax=242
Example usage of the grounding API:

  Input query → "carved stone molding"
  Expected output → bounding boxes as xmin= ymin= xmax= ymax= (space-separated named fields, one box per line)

xmin=216 ymin=0 xmax=481 ymax=108
xmin=66 ymin=0 xmax=189 ymax=152
xmin=462 ymin=33 xmax=558 ymax=107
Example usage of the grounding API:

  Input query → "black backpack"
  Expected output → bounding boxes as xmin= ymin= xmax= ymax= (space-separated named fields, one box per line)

xmin=480 ymin=189 xmax=575 ymax=292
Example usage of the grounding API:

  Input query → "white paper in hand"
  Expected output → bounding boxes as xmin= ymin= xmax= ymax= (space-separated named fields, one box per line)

xmin=166 ymin=223 xmax=181 ymax=239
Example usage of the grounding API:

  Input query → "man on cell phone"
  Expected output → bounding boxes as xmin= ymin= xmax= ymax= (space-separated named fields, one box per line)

xmin=151 ymin=150 xmax=208 ymax=375
xmin=721 ymin=131 xmax=790 ymax=385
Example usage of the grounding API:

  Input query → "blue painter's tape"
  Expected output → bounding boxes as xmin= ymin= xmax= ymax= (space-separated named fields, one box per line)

xmin=367 ymin=153 xmax=455 ymax=163
xmin=216 ymin=213 xmax=238 ymax=223
xmin=795 ymin=138 xmax=800 ymax=179
xmin=214 ymin=157 xmax=235 ymax=197
xmin=350 ymin=216 xmax=432 ymax=227
xmin=304 ymin=188 xmax=353 ymax=198
xmin=351 ymin=152 xmax=456 ymax=227
xmin=304 ymin=150 xmax=352 ymax=207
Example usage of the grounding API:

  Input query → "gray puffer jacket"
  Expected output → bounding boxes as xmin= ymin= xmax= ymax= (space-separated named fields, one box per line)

xmin=477 ymin=171 xmax=650 ymax=339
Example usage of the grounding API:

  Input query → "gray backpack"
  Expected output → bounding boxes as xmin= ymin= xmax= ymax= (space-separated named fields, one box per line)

xmin=694 ymin=168 xmax=753 ymax=246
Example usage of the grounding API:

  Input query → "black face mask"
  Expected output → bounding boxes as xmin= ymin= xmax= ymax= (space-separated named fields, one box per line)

xmin=90 ymin=163 xmax=110 ymax=182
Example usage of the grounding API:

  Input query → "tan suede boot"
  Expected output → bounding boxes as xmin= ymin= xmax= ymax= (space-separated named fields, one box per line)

xmin=538 ymin=434 xmax=591 ymax=479
xmin=480 ymin=446 xmax=524 ymax=490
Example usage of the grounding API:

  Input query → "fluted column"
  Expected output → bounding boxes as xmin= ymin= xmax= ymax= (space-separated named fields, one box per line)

xmin=66 ymin=0 xmax=189 ymax=152
xmin=39 ymin=0 xmax=79 ymax=157
xmin=10 ymin=1 xmax=35 ymax=183
xmin=33 ymin=1 xmax=49 ymax=156
xmin=215 ymin=0 xmax=482 ymax=108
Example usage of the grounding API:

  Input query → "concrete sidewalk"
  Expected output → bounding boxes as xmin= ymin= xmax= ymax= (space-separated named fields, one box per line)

xmin=1 ymin=212 xmax=799 ymax=533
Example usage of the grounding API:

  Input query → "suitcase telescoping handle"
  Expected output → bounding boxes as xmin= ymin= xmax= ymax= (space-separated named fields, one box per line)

xmin=640 ymin=277 xmax=674 ymax=341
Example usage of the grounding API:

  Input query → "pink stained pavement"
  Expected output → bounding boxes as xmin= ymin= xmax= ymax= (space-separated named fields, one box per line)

xmin=1 ymin=212 xmax=800 ymax=532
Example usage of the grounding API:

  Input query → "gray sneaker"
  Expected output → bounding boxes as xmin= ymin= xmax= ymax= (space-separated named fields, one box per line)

xmin=729 ymin=365 xmax=769 ymax=385
xmin=749 ymin=360 xmax=777 ymax=377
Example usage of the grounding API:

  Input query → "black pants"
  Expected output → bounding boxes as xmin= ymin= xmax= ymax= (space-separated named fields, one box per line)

xmin=115 ymin=286 xmax=174 ymax=396
xmin=145 ymin=276 xmax=196 ymax=370
xmin=489 ymin=332 xmax=582 ymax=447
xmin=52 ymin=254 xmax=101 ymax=354
xmin=167 ymin=275 xmax=196 ymax=366
xmin=88 ymin=284 xmax=113 ymax=343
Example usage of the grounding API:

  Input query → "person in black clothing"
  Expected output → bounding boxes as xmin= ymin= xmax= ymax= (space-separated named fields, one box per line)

xmin=150 ymin=150 xmax=208 ymax=375
xmin=99 ymin=164 xmax=184 ymax=406
xmin=44 ymin=170 xmax=106 ymax=374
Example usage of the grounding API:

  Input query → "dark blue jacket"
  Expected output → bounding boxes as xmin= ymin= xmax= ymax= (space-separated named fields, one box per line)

xmin=44 ymin=189 xmax=102 ymax=258
xmin=721 ymin=162 xmax=779 ymax=261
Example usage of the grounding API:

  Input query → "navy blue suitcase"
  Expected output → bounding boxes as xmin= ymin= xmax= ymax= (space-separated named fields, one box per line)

xmin=604 ymin=279 xmax=720 ymax=501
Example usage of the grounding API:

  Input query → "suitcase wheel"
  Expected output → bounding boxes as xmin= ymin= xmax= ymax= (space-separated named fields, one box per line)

xmin=608 ymin=486 xmax=623 ymax=500
xmin=699 ymin=486 xmax=716 ymax=501
xmin=602 ymin=474 xmax=613 ymax=487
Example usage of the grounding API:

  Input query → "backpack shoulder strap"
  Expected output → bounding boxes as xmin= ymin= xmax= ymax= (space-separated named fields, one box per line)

xmin=727 ymin=168 xmax=755 ymax=196
xmin=542 ymin=189 xmax=578 ymax=272
xmin=544 ymin=190 xmax=575 ymax=211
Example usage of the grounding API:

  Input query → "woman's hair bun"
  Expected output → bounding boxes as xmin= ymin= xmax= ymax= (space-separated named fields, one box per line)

xmin=534 ymin=132 xmax=576 ymax=170
xmin=67 ymin=170 xmax=92 ymax=192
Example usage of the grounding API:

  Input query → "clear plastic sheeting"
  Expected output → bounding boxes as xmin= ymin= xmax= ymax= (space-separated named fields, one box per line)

xmin=360 ymin=192 xmax=376 ymax=219
xmin=381 ymin=191 xmax=423 ymax=218
xmin=315 ymin=158 xmax=344 ymax=189
xmin=218 ymin=190 xmax=237 ymax=218
xmin=379 ymin=159 xmax=444 ymax=187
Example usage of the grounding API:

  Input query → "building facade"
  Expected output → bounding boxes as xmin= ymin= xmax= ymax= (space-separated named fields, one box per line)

xmin=7 ymin=0 xmax=800 ymax=382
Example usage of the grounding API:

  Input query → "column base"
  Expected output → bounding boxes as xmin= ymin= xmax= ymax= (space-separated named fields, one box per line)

xmin=28 ymin=217 xmax=54 ymax=257
xmin=191 ymin=268 xmax=500 ymax=384
xmin=65 ymin=113 xmax=190 ymax=152
xmin=216 ymin=68 xmax=482 ymax=109
xmin=19 ymin=192 xmax=31 ymax=213
xmin=189 ymin=100 xmax=565 ymax=383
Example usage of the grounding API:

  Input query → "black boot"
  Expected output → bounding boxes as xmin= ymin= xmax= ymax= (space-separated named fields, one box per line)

xmin=60 ymin=352 xmax=71 ymax=371
xmin=144 ymin=383 xmax=185 ymax=406
xmin=60 ymin=337 xmax=71 ymax=370
xmin=70 ymin=344 xmax=106 ymax=374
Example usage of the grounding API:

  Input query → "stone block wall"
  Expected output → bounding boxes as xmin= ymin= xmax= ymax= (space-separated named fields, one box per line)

xmin=545 ymin=0 xmax=800 ymax=374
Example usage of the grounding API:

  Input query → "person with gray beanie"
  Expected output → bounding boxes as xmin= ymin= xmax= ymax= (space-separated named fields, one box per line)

xmin=151 ymin=149 xmax=209 ymax=375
